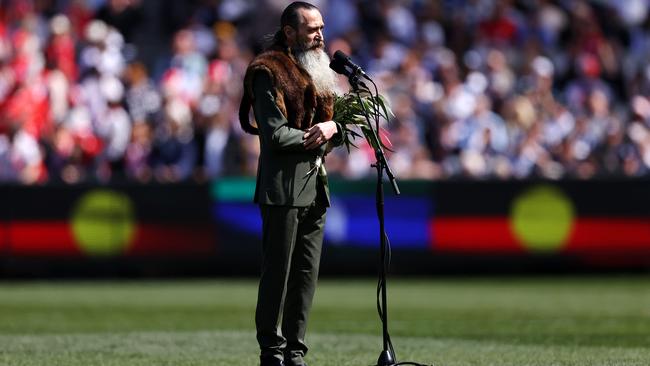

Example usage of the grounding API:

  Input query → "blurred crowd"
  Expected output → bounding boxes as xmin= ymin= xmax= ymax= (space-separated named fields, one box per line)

xmin=3 ymin=0 xmax=650 ymax=184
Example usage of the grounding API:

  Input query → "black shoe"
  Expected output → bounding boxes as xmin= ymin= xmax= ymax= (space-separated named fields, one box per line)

xmin=260 ymin=356 xmax=284 ymax=366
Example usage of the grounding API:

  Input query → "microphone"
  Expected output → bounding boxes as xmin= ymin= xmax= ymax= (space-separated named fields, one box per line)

xmin=330 ymin=50 xmax=368 ymax=78
xmin=329 ymin=55 xmax=352 ymax=77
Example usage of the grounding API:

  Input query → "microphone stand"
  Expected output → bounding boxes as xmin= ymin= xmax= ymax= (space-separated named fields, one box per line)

xmin=345 ymin=71 xmax=430 ymax=366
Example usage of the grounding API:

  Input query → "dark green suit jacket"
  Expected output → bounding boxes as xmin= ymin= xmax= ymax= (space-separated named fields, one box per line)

xmin=251 ymin=72 xmax=341 ymax=207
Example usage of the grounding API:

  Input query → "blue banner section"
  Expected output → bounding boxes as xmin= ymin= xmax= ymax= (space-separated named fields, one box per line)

xmin=213 ymin=195 xmax=432 ymax=249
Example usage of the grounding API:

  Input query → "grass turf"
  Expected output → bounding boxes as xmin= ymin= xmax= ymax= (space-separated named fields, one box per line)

xmin=0 ymin=277 xmax=648 ymax=365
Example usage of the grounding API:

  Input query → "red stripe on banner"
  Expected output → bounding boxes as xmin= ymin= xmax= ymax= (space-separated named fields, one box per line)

xmin=3 ymin=221 xmax=216 ymax=257
xmin=126 ymin=223 xmax=217 ymax=256
xmin=566 ymin=218 xmax=650 ymax=252
xmin=8 ymin=221 xmax=80 ymax=256
xmin=0 ymin=223 xmax=8 ymax=253
xmin=431 ymin=217 xmax=523 ymax=253
xmin=432 ymin=216 xmax=650 ymax=254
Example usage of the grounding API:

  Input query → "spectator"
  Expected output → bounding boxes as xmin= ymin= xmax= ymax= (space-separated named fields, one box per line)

xmin=2 ymin=0 xmax=650 ymax=183
xmin=95 ymin=0 xmax=143 ymax=43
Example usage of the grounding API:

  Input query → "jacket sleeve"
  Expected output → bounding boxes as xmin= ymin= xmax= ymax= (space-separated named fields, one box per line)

xmin=252 ymin=71 xmax=326 ymax=155
xmin=330 ymin=121 xmax=345 ymax=147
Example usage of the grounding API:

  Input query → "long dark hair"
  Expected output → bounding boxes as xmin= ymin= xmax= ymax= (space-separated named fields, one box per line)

xmin=271 ymin=1 xmax=319 ymax=47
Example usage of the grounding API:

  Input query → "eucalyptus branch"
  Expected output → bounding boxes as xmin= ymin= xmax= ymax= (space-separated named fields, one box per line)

xmin=332 ymin=92 xmax=394 ymax=153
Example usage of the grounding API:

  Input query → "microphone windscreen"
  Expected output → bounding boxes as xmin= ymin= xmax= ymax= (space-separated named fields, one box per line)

xmin=329 ymin=57 xmax=348 ymax=76
xmin=333 ymin=50 xmax=349 ymax=63
xmin=330 ymin=51 xmax=351 ymax=76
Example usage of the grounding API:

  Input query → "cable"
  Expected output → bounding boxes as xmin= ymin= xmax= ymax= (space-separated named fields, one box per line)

xmin=370 ymin=80 xmax=432 ymax=366
xmin=354 ymin=71 xmax=431 ymax=366
xmin=368 ymin=78 xmax=381 ymax=133
xmin=381 ymin=233 xmax=431 ymax=366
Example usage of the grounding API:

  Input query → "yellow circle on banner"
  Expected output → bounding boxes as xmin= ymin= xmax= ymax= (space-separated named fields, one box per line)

xmin=71 ymin=190 xmax=135 ymax=256
xmin=510 ymin=185 xmax=575 ymax=252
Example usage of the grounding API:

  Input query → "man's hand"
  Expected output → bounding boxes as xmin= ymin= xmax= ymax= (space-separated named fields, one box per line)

xmin=303 ymin=121 xmax=338 ymax=150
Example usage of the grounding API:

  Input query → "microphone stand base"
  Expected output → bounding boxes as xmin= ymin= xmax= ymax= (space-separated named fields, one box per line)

xmin=376 ymin=350 xmax=395 ymax=366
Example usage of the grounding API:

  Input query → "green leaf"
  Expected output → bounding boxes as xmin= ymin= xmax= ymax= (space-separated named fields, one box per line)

xmin=333 ymin=91 xmax=394 ymax=154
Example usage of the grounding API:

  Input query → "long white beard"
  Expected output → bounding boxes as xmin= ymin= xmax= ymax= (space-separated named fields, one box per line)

xmin=296 ymin=48 xmax=338 ymax=96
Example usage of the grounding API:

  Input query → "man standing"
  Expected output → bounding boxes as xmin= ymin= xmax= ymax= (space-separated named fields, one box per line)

xmin=239 ymin=2 xmax=342 ymax=366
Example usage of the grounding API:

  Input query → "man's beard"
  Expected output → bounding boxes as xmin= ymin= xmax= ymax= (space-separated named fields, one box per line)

xmin=295 ymin=45 xmax=338 ymax=96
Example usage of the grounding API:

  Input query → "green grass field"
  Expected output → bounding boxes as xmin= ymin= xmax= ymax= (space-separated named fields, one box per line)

xmin=0 ymin=277 xmax=648 ymax=366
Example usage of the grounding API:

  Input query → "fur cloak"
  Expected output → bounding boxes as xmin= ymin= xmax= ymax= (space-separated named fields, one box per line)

xmin=239 ymin=45 xmax=334 ymax=134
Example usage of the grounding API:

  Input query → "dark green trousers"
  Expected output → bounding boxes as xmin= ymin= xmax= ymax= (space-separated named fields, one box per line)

xmin=256 ymin=200 xmax=326 ymax=364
